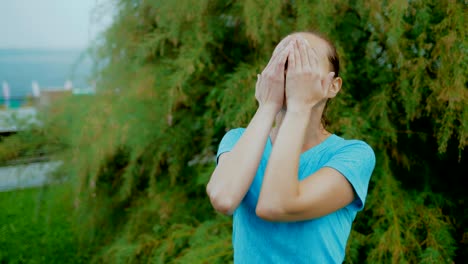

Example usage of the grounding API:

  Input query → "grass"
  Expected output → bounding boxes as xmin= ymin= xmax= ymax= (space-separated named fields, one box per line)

xmin=0 ymin=184 xmax=89 ymax=263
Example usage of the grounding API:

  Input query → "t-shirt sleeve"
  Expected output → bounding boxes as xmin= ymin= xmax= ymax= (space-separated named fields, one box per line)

xmin=216 ymin=128 xmax=245 ymax=164
xmin=322 ymin=141 xmax=376 ymax=211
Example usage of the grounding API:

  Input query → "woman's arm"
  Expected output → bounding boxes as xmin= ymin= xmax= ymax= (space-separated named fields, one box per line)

xmin=207 ymin=106 xmax=276 ymax=215
xmin=207 ymin=40 xmax=293 ymax=215
xmin=256 ymin=110 xmax=355 ymax=221
xmin=256 ymin=37 xmax=355 ymax=222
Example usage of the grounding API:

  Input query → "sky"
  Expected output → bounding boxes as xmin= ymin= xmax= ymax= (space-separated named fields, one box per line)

xmin=0 ymin=0 xmax=113 ymax=49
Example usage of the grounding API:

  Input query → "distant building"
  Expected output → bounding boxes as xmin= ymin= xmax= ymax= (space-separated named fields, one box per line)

xmin=32 ymin=81 xmax=40 ymax=97
xmin=36 ymin=90 xmax=73 ymax=108
xmin=2 ymin=82 xmax=10 ymax=108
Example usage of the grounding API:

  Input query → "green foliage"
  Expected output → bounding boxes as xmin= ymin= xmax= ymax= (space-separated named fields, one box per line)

xmin=0 ymin=127 xmax=62 ymax=165
xmin=0 ymin=185 xmax=90 ymax=263
xmin=1 ymin=0 xmax=466 ymax=262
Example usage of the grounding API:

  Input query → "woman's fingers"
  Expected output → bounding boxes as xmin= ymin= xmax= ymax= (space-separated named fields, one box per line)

xmin=272 ymin=35 xmax=293 ymax=56
xmin=322 ymin=72 xmax=335 ymax=93
xmin=264 ymin=43 xmax=290 ymax=76
xmin=265 ymin=37 xmax=293 ymax=73
xmin=264 ymin=43 xmax=285 ymax=72
xmin=306 ymin=45 xmax=319 ymax=71
xmin=298 ymin=37 xmax=310 ymax=70
xmin=288 ymin=42 xmax=296 ymax=72
xmin=264 ymin=47 xmax=283 ymax=74
xmin=263 ymin=54 xmax=276 ymax=73
xmin=293 ymin=39 xmax=301 ymax=71
xmin=274 ymin=43 xmax=292 ymax=74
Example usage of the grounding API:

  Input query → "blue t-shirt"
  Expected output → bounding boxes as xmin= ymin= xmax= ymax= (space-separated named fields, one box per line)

xmin=216 ymin=128 xmax=376 ymax=263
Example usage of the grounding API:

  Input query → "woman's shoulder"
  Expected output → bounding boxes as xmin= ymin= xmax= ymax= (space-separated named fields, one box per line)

xmin=222 ymin=127 xmax=245 ymax=138
xmin=218 ymin=127 xmax=246 ymax=144
xmin=228 ymin=127 xmax=246 ymax=133
xmin=329 ymin=134 xmax=375 ymax=155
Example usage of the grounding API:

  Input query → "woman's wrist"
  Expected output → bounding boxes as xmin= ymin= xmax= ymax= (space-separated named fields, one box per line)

xmin=285 ymin=103 xmax=314 ymax=115
xmin=258 ymin=103 xmax=281 ymax=116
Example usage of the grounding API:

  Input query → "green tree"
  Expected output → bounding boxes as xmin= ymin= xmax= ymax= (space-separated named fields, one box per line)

xmin=1 ymin=0 xmax=465 ymax=263
xmin=74 ymin=0 xmax=468 ymax=262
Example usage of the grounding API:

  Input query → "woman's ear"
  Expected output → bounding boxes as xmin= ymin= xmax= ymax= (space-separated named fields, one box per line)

xmin=327 ymin=77 xmax=342 ymax=99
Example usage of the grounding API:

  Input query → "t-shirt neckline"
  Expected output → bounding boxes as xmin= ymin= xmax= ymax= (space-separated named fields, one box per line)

xmin=267 ymin=134 xmax=338 ymax=157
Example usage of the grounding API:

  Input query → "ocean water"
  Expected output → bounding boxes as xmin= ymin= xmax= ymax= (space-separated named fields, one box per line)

xmin=0 ymin=49 xmax=92 ymax=97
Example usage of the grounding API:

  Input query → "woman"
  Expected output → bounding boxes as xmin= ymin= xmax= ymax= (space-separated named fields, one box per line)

xmin=206 ymin=32 xmax=376 ymax=263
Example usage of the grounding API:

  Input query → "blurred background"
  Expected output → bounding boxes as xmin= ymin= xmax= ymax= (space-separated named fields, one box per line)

xmin=0 ymin=0 xmax=466 ymax=263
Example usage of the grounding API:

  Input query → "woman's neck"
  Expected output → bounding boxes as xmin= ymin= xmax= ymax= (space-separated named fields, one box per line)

xmin=270 ymin=105 xmax=330 ymax=153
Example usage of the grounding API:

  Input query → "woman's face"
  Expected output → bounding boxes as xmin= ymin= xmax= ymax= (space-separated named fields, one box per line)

xmin=272 ymin=33 xmax=332 ymax=77
xmin=271 ymin=33 xmax=337 ymax=112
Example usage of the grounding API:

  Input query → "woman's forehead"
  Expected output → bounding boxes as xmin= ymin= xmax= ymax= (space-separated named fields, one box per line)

xmin=297 ymin=33 xmax=330 ymax=54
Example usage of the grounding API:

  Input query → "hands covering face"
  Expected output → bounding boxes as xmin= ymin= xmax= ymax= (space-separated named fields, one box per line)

xmin=255 ymin=35 xmax=335 ymax=113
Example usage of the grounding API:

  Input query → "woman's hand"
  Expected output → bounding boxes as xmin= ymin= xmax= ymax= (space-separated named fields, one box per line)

xmin=255 ymin=40 xmax=292 ymax=113
xmin=285 ymin=37 xmax=335 ymax=113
